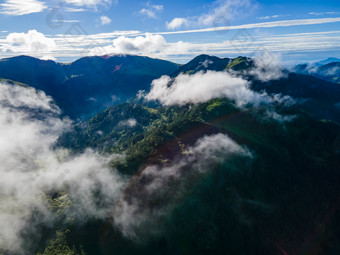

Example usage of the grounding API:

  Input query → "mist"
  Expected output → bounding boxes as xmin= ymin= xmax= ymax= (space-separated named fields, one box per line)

xmin=144 ymin=70 xmax=295 ymax=122
xmin=0 ymin=82 xmax=253 ymax=253
xmin=249 ymin=52 xmax=287 ymax=82
xmin=112 ymin=133 xmax=252 ymax=241
xmin=0 ymin=82 xmax=126 ymax=254
xmin=145 ymin=71 xmax=272 ymax=107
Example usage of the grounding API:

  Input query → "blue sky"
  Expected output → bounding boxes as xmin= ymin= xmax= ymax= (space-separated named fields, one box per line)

xmin=0 ymin=0 xmax=339 ymax=64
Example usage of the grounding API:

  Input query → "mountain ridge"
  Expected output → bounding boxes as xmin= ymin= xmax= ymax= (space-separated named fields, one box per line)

xmin=0 ymin=54 xmax=180 ymax=119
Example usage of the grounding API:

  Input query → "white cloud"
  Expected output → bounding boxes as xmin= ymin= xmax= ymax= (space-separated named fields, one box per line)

xmin=258 ymin=14 xmax=281 ymax=20
xmin=144 ymin=69 xmax=295 ymax=122
xmin=89 ymin=33 xmax=193 ymax=57
xmin=139 ymin=4 xmax=163 ymax=19
xmin=112 ymin=33 xmax=166 ymax=52
xmin=309 ymin=11 xmax=340 ymax=16
xmin=40 ymin=55 xmax=57 ymax=61
xmin=249 ymin=51 xmax=287 ymax=82
xmin=64 ymin=7 xmax=86 ymax=12
xmin=1 ymin=30 xmax=56 ymax=56
xmin=117 ymin=118 xmax=137 ymax=128
xmin=63 ymin=0 xmax=112 ymax=8
xmin=166 ymin=18 xmax=189 ymax=30
xmin=89 ymin=33 xmax=167 ymax=55
xmin=113 ymin=133 xmax=252 ymax=239
xmin=145 ymin=71 xmax=273 ymax=107
xmin=54 ymin=19 xmax=81 ymax=23
xmin=166 ymin=0 xmax=254 ymax=30
xmin=198 ymin=0 xmax=252 ymax=26
xmin=100 ymin=15 xmax=112 ymax=25
xmin=160 ymin=17 xmax=340 ymax=35
xmin=0 ymin=82 xmax=127 ymax=253
xmin=0 ymin=0 xmax=46 ymax=15
xmin=298 ymin=62 xmax=340 ymax=77
xmin=326 ymin=66 xmax=340 ymax=76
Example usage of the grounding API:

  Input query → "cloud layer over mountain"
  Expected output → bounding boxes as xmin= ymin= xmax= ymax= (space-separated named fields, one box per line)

xmin=113 ymin=133 xmax=252 ymax=240
xmin=0 ymin=83 xmax=126 ymax=254
xmin=145 ymin=70 xmax=284 ymax=108
xmin=0 ymin=82 xmax=254 ymax=253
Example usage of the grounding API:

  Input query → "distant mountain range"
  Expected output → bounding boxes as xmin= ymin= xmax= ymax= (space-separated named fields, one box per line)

xmin=0 ymin=55 xmax=179 ymax=119
xmin=294 ymin=58 xmax=340 ymax=84
xmin=1 ymin=54 xmax=339 ymax=122
xmin=316 ymin=57 xmax=340 ymax=66
xmin=171 ymin=54 xmax=340 ymax=122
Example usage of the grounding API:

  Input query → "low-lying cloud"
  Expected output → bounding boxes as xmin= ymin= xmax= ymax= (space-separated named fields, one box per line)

xmin=0 ymin=82 xmax=257 ymax=252
xmin=145 ymin=71 xmax=273 ymax=107
xmin=112 ymin=133 xmax=252 ymax=240
xmin=144 ymin=69 xmax=295 ymax=122
xmin=0 ymin=83 xmax=126 ymax=254
xmin=249 ymin=52 xmax=287 ymax=82
xmin=117 ymin=118 xmax=137 ymax=128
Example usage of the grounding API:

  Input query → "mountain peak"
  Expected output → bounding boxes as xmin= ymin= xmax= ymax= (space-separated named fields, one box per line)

xmin=171 ymin=54 xmax=232 ymax=76
xmin=316 ymin=57 xmax=340 ymax=65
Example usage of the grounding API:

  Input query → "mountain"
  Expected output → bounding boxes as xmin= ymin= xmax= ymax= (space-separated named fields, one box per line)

xmin=171 ymin=55 xmax=254 ymax=77
xmin=169 ymin=54 xmax=340 ymax=122
xmin=316 ymin=57 xmax=340 ymax=66
xmin=55 ymin=97 xmax=340 ymax=255
xmin=316 ymin=62 xmax=340 ymax=83
xmin=2 ymin=54 xmax=340 ymax=255
xmin=0 ymin=55 xmax=179 ymax=118
xmin=251 ymin=72 xmax=340 ymax=122
xmin=3 ymin=53 xmax=338 ymax=122
xmin=57 ymin=103 xmax=161 ymax=154
xmin=171 ymin=54 xmax=231 ymax=76
xmin=293 ymin=60 xmax=340 ymax=84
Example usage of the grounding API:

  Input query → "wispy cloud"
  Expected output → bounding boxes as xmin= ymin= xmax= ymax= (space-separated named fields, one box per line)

xmin=257 ymin=14 xmax=282 ymax=20
xmin=63 ymin=0 xmax=112 ymax=8
xmin=166 ymin=0 xmax=254 ymax=30
xmin=166 ymin=18 xmax=189 ymax=30
xmin=64 ymin=7 xmax=86 ymax=12
xmin=309 ymin=11 xmax=340 ymax=16
xmin=0 ymin=0 xmax=47 ymax=16
xmin=53 ymin=19 xmax=81 ymax=23
xmin=160 ymin=17 xmax=340 ymax=35
xmin=113 ymin=133 xmax=252 ymax=239
xmin=139 ymin=3 xmax=163 ymax=19
xmin=100 ymin=15 xmax=112 ymax=25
